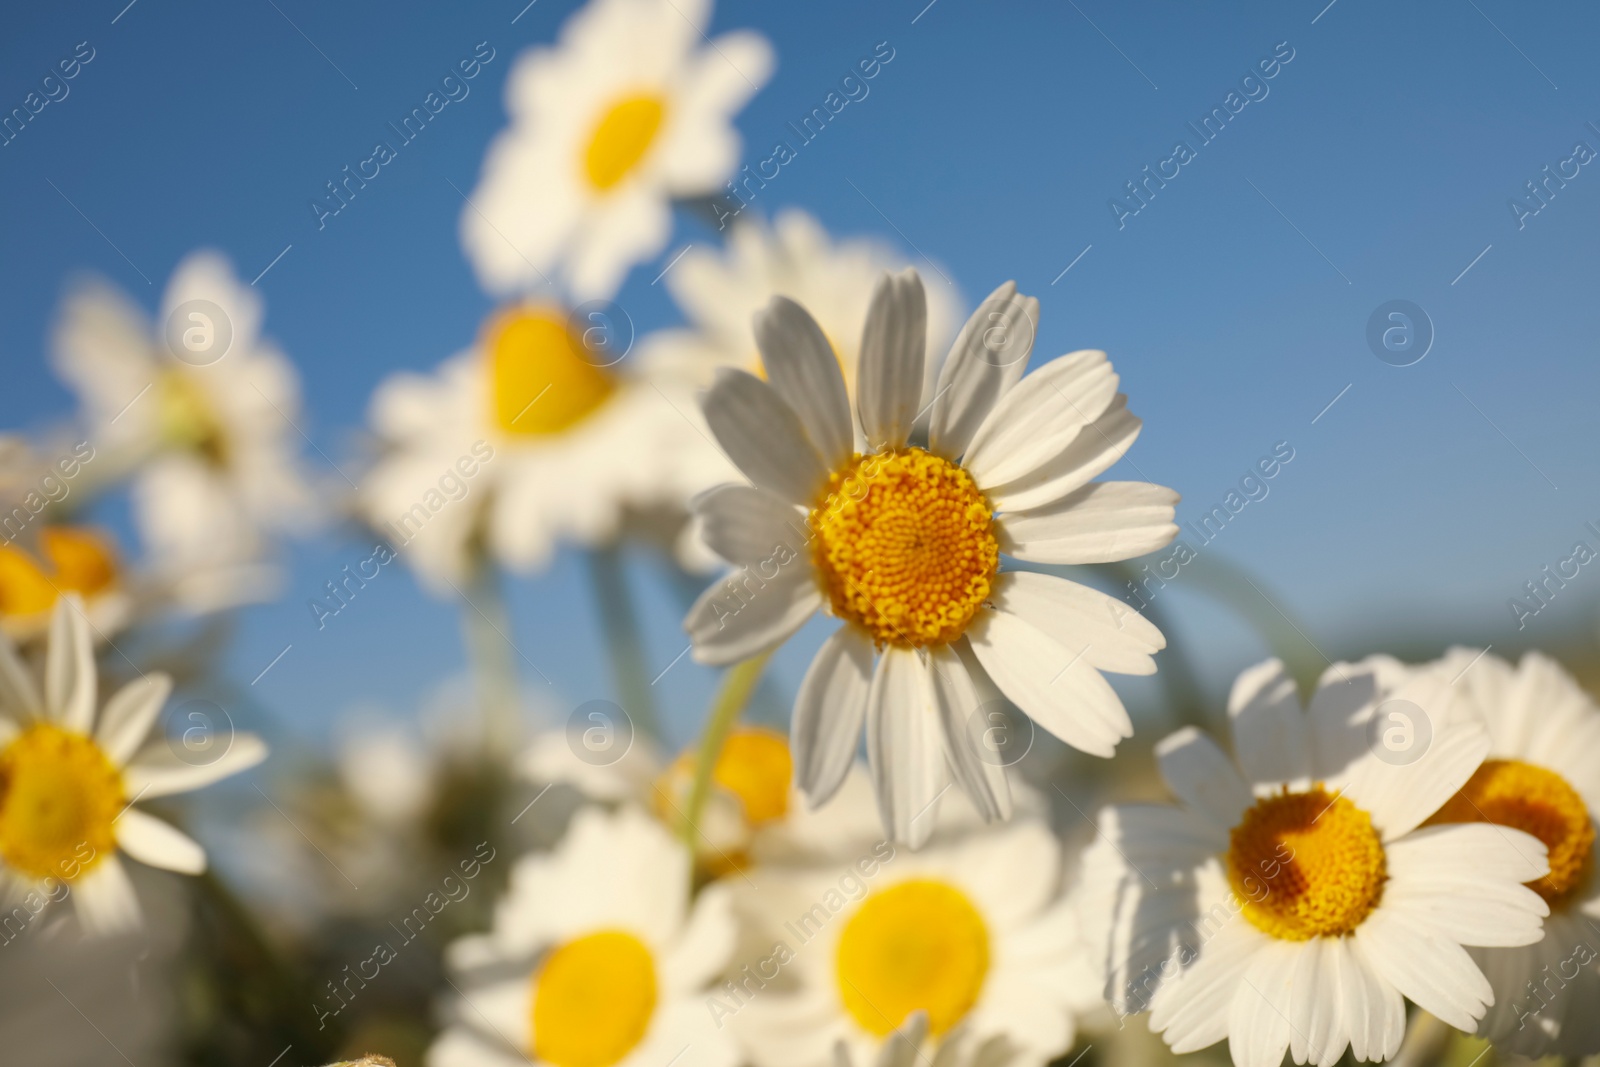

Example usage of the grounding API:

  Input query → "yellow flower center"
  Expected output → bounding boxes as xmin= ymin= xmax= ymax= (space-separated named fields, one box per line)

xmin=0 ymin=527 xmax=120 ymax=620
xmin=1227 ymin=787 xmax=1387 ymax=941
xmin=1429 ymin=758 xmax=1594 ymax=907
xmin=835 ymin=879 xmax=990 ymax=1037
xmin=709 ymin=727 xmax=792 ymax=825
xmin=0 ymin=723 xmax=122 ymax=882
xmin=487 ymin=308 xmax=616 ymax=437
xmin=531 ymin=930 xmax=658 ymax=1067
xmin=583 ymin=94 xmax=666 ymax=192
xmin=810 ymin=449 xmax=998 ymax=649
xmin=158 ymin=370 xmax=230 ymax=465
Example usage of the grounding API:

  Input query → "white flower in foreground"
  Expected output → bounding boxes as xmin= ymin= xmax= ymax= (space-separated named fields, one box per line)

xmin=429 ymin=806 xmax=738 ymax=1067
xmin=685 ymin=269 xmax=1178 ymax=844
xmin=728 ymin=818 xmax=1100 ymax=1067
xmin=462 ymin=0 xmax=772 ymax=300
xmin=0 ymin=597 xmax=267 ymax=935
xmin=52 ymin=251 xmax=316 ymax=612
xmin=361 ymin=306 xmax=720 ymax=589
xmin=1087 ymin=657 xmax=1551 ymax=1067
xmin=1423 ymin=648 xmax=1600 ymax=1058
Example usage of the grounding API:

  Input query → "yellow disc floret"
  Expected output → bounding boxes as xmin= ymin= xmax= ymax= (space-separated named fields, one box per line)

xmin=707 ymin=726 xmax=792 ymax=826
xmin=0 ymin=527 xmax=122 ymax=624
xmin=1227 ymin=787 xmax=1386 ymax=940
xmin=810 ymin=449 xmax=998 ymax=649
xmin=583 ymin=95 xmax=666 ymax=192
xmin=487 ymin=308 xmax=616 ymax=437
xmin=531 ymin=929 xmax=658 ymax=1067
xmin=835 ymin=879 xmax=990 ymax=1037
xmin=1429 ymin=758 xmax=1594 ymax=907
xmin=0 ymin=723 xmax=122 ymax=882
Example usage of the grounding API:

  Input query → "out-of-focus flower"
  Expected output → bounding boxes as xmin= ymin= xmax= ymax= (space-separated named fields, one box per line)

xmin=726 ymin=818 xmax=1100 ymax=1067
xmin=51 ymin=251 xmax=316 ymax=613
xmin=360 ymin=308 xmax=725 ymax=589
xmin=1421 ymin=648 xmax=1600 ymax=1058
xmin=0 ymin=526 xmax=130 ymax=641
xmin=429 ymin=806 xmax=739 ymax=1067
xmin=685 ymin=270 xmax=1176 ymax=844
xmin=0 ymin=597 xmax=267 ymax=935
xmin=461 ymin=0 xmax=772 ymax=300
xmin=1086 ymin=657 xmax=1551 ymax=1067
xmin=829 ymin=1014 xmax=1024 ymax=1067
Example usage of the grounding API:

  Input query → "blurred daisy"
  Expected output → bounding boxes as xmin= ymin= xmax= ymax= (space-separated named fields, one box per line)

xmin=429 ymin=805 xmax=739 ymax=1067
xmin=830 ymin=1014 xmax=1024 ymax=1067
xmin=0 ymin=526 xmax=130 ymax=641
xmin=728 ymin=818 xmax=1100 ymax=1067
xmin=461 ymin=0 xmax=773 ymax=300
xmin=1089 ymin=657 xmax=1551 ymax=1067
xmin=361 ymin=306 xmax=721 ymax=589
xmin=0 ymin=597 xmax=267 ymax=935
xmin=685 ymin=270 xmax=1177 ymax=844
xmin=52 ymin=251 xmax=316 ymax=613
xmin=1423 ymin=649 xmax=1600 ymax=1058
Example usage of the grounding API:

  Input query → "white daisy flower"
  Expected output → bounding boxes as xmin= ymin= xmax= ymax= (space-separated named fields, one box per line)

xmin=428 ymin=805 xmax=739 ymax=1067
xmin=1421 ymin=648 xmax=1600 ymax=1058
xmin=360 ymin=305 xmax=721 ymax=589
xmin=461 ymin=0 xmax=773 ymax=301
xmin=0 ymin=596 xmax=267 ymax=935
xmin=51 ymin=251 xmax=317 ymax=613
xmin=1086 ymin=656 xmax=1552 ymax=1067
xmin=725 ymin=817 xmax=1101 ymax=1067
xmin=0 ymin=525 xmax=131 ymax=643
xmin=684 ymin=269 xmax=1178 ymax=844
xmin=830 ymin=1012 xmax=1027 ymax=1067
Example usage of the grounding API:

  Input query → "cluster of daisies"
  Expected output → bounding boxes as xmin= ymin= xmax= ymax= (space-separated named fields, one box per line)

xmin=2 ymin=0 xmax=1596 ymax=1066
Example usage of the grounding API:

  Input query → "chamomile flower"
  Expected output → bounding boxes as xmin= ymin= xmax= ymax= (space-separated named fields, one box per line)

xmin=51 ymin=251 xmax=316 ymax=613
xmin=830 ymin=1014 xmax=1025 ymax=1067
xmin=1087 ymin=657 xmax=1552 ymax=1067
xmin=684 ymin=269 xmax=1177 ymax=844
xmin=1422 ymin=649 xmax=1600 ymax=1057
xmin=0 ymin=526 xmax=130 ymax=642
xmin=360 ymin=306 xmax=723 ymax=589
xmin=727 ymin=817 xmax=1101 ymax=1067
xmin=428 ymin=805 xmax=739 ymax=1067
xmin=461 ymin=0 xmax=773 ymax=300
xmin=0 ymin=597 xmax=267 ymax=935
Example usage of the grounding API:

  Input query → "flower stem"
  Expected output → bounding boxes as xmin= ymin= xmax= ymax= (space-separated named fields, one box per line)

xmin=461 ymin=558 xmax=518 ymax=755
xmin=588 ymin=545 xmax=660 ymax=739
xmin=681 ymin=650 xmax=773 ymax=850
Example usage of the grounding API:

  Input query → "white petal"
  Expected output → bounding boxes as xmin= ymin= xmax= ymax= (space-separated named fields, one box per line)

xmin=693 ymin=484 xmax=806 ymax=566
xmin=95 ymin=674 xmax=173 ymax=766
xmin=1154 ymin=727 xmax=1252 ymax=832
xmin=1226 ymin=939 xmax=1298 ymax=1067
xmin=1289 ymin=937 xmax=1352 ymax=1067
xmin=116 ymin=808 xmax=206 ymax=874
xmin=928 ymin=281 xmax=1036 ymax=461
xmin=1148 ymin=916 xmax=1268 ymax=1053
xmin=1383 ymin=824 xmax=1549 ymax=945
xmin=865 ymin=647 xmax=948 ymax=847
xmin=856 ymin=269 xmax=928 ymax=451
xmin=686 ymin=567 xmax=820 ymax=666
xmin=71 ymin=855 xmax=141 ymax=936
xmin=963 ymin=350 xmax=1117 ymax=488
xmin=1227 ymin=658 xmax=1310 ymax=789
xmin=985 ymin=394 xmax=1143 ymax=513
xmin=1338 ymin=718 xmax=1491 ymax=840
xmin=792 ymin=627 xmax=873 ymax=807
xmin=998 ymin=481 xmax=1179 ymax=564
xmin=45 ymin=596 xmax=96 ymax=732
xmin=701 ymin=368 xmax=827 ymax=504
xmin=661 ymin=881 xmax=735 ymax=993
xmin=122 ymin=732 xmax=268 ymax=797
xmin=1355 ymin=907 xmax=1493 ymax=1031
xmin=929 ymin=643 xmax=1011 ymax=823
xmin=988 ymin=571 xmax=1163 ymax=676
xmin=754 ymin=296 xmax=853 ymax=469
xmin=1340 ymin=934 xmax=1406 ymax=1063
xmin=0 ymin=629 xmax=42 ymax=719
xmin=966 ymin=608 xmax=1131 ymax=758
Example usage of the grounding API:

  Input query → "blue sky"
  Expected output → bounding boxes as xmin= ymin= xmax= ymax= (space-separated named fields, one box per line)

xmin=3 ymin=0 xmax=1598 ymax=748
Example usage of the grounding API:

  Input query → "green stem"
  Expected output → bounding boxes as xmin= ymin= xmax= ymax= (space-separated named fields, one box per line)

xmin=461 ymin=558 xmax=518 ymax=755
xmin=681 ymin=651 xmax=773 ymax=849
xmin=588 ymin=545 xmax=660 ymax=739
xmin=1181 ymin=555 xmax=1326 ymax=697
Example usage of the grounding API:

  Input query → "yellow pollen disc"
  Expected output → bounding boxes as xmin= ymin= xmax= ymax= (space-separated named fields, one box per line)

xmin=531 ymin=930 xmax=658 ymax=1067
xmin=158 ymin=370 xmax=230 ymax=465
xmin=1227 ymin=787 xmax=1387 ymax=941
xmin=1429 ymin=759 xmax=1595 ymax=907
xmin=711 ymin=728 xmax=792 ymax=825
xmin=0 ymin=527 xmax=120 ymax=620
xmin=0 ymin=546 xmax=59 ymax=618
xmin=583 ymin=94 xmax=666 ymax=192
xmin=810 ymin=449 xmax=998 ymax=649
xmin=0 ymin=723 xmax=122 ymax=882
xmin=835 ymin=879 xmax=990 ymax=1037
xmin=486 ymin=308 xmax=616 ymax=437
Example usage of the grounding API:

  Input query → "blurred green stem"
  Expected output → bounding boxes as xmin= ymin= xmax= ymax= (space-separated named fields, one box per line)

xmin=589 ymin=545 xmax=660 ymax=739
xmin=681 ymin=651 xmax=773 ymax=849
xmin=1181 ymin=555 xmax=1326 ymax=695
xmin=462 ymin=558 xmax=518 ymax=754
